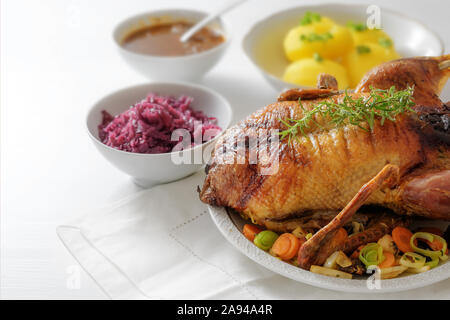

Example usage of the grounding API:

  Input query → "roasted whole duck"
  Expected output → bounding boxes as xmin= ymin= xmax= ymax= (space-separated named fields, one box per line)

xmin=200 ymin=55 xmax=450 ymax=229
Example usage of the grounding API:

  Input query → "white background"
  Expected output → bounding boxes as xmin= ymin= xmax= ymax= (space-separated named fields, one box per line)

xmin=1 ymin=0 xmax=449 ymax=299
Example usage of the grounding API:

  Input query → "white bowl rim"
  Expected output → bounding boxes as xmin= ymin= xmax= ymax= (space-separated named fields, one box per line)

xmin=86 ymin=81 xmax=233 ymax=158
xmin=113 ymin=8 xmax=232 ymax=60
xmin=242 ymin=2 xmax=445 ymax=89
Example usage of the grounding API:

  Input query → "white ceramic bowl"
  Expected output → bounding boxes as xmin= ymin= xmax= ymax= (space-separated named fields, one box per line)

xmin=87 ymin=82 xmax=232 ymax=188
xmin=113 ymin=9 xmax=231 ymax=81
xmin=243 ymin=3 xmax=445 ymax=92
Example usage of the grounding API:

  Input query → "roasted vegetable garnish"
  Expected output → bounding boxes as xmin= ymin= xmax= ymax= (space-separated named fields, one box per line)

xmin=377 ymin=234 xmax=397 ymax=254
xmin=359 ymin=243 xmax=385 ymax=267
xmin=410 ymin=232 xmax=448 ymax=261
xmin=379 ymin=266 xmax=408 ymax=279
xmin=310 ymin=265 xmax=353 ymax=279
xmin=399 ymin=252 xmax=426 ymax=269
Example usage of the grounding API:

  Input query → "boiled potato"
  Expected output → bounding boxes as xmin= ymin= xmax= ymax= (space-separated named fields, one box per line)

xmin=284 ymin=18 xmax=353 ymax=61
xmin=344 ymin=42 xmax=401 ymax=87
xmin=348 ymin=23 xmax=395 ymax=47
xmin=302 ymin=15 xmax=335 ymax=33
xmin=283 ymin=57 xmax=349 ymax=90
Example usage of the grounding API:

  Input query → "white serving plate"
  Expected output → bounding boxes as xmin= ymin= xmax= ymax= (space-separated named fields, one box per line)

xmin=208 ymin=205 xmax=449 ymax=293
xmin=242 ymin=3 xmax=445 ymax=92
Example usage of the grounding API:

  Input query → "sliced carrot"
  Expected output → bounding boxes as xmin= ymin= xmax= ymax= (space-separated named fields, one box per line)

xmin=416 ymin=228 xmax=448 ymax=254
xmin=271 ymin=233 xmax=301 ymax=260
xmin=425 ymin=239 xmax=449 ymax=254
xmin=392 ymin=226 xmax=414 ymax=253
xmin=350 ymin=245 xmax=365 ymax=259
xmin=333 ymin=228 xmax=348 ymax=244
xmin=298 ymin=237 xmax=306 ymax=249
xmin=331 ymin=228 xmax=348 ymax=251
xmin=426 ymin=239 xmax=442 ymax=251
xmin=243 ymin=224 xmax=263 ymax=242
xmin=378 ymin=251 xmax=396 ymax=269
xmin=417 ymin=227 xmax=443 ymax=237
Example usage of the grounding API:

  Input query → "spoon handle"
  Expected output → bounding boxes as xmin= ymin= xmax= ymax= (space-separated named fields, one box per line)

xmin=180 ymin=0 xmax=249 ymax=42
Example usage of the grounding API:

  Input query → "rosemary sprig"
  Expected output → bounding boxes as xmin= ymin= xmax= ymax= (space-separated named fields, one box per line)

xmin=279 ymin=86 xmax=416 ymax=143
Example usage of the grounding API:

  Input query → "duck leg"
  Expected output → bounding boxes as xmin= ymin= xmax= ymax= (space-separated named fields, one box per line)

xmin=297 ymin=164 xmax=399 ymax=270
xmin=399 ymin=170 xmax=450 ymax=220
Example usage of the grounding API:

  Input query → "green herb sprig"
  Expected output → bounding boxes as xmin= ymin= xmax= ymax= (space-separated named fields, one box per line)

xmin=313 ymin=53 xmax=324 ymax=62
xmin=379 ymin=38 xmax=393 ymax=48
xmin=356 ymin=45 xmax=371 ymax=54
xmin=347 ymin=21 xmax=368 ymax=32
xmin=300 ymin=12 xmax=322 ymax=25
xmin=279 ymin=86 xmax=415 ymax=143
xmin=300 ymin=32 xmax=333 ymax=42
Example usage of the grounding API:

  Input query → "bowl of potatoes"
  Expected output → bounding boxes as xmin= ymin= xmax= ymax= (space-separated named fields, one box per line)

xmin=243 ymin=3 xmax=444 ymax=92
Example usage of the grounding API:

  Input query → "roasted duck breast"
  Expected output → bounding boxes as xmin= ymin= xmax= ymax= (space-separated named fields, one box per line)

xmin=200 ymin=55 xmax=450 ymax=225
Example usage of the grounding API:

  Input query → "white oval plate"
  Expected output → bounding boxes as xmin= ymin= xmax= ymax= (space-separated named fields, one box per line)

xmin=208 ymin=205 xmax=449 ymax=293
xmin=242 ymin=3 xmax=445 ymax=92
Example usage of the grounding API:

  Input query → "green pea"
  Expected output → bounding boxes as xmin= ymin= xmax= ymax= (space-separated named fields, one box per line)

xmin=254 ymin=230 xmax=279 ymax=251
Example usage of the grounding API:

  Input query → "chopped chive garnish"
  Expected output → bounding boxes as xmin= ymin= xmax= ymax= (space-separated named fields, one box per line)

xmin=300 ymin=11 xmax=322 ymax=25
xmin=300 ymin=32 xmax=333 ymax=42
xmin=379 ymin=38 xmax=393 ymax=48
xmin=356 ymin=45 xmax=371 ymax=54
xmin=347 ymin=21 xmax=368 ymax=32
xmin=313 ymin=53 xmax=324 ymax=62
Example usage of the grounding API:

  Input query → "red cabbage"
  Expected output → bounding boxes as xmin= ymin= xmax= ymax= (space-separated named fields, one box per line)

xmin=98 ymin=93 xmax=222 ymax=154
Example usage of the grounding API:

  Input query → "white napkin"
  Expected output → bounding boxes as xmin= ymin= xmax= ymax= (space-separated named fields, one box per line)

xmin=58 ymin=172 xmax=450 ymax=299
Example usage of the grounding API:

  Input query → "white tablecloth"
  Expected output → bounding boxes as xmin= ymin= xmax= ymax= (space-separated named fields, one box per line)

xmin=57 ymin=172 xmax=450 ymax=299
xmin=2 ymin=0 xmax=450 ymax=299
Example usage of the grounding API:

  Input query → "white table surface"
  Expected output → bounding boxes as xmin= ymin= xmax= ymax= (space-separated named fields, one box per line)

xmin=1 ymin=0 xmax=449 ymax=300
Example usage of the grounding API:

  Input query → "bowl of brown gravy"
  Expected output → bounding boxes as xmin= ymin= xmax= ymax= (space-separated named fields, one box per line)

xmin=113 ymin=9 xmax=230 ymax=80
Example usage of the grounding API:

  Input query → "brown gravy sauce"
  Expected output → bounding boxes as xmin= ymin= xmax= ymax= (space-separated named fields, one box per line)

xmin=121 ymin=22 xmax=225 ymax=56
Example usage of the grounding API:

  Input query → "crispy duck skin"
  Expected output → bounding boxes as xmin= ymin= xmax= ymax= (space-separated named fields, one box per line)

xmin=200 ymin=55 xmax=450 ymax=224
xmin=297 ymin=164 xmax=400 ymax=269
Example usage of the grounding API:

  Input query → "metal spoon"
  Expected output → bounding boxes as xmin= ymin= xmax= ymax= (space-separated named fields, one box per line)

xmin=180 ymin=0 xmax=249 ymax=43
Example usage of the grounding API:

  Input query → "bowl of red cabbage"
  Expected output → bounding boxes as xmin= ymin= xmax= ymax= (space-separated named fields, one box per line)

xmin=87 ymin=82 xmax=232 ymax=187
